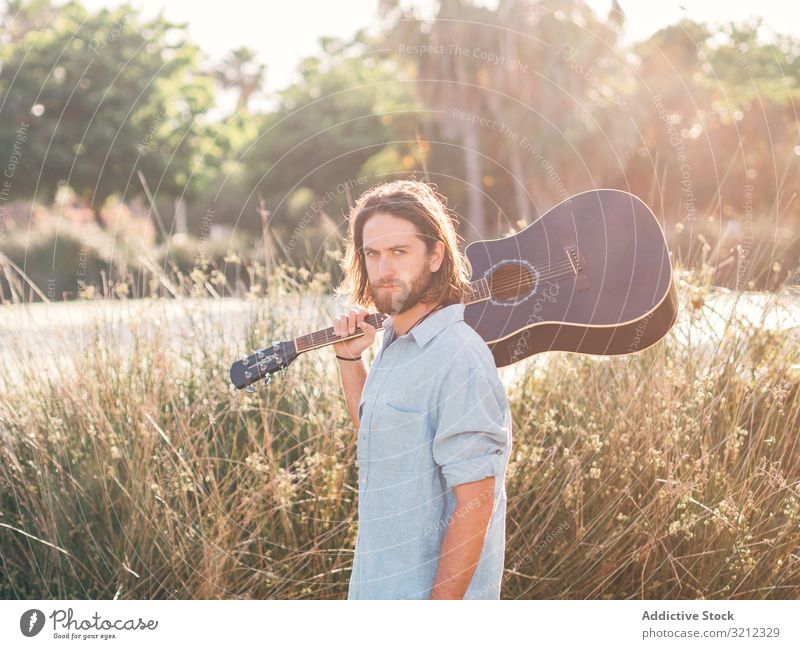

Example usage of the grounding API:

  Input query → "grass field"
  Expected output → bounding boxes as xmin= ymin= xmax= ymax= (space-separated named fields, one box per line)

xmin=1 ymin=264 xmax=799 ymax=599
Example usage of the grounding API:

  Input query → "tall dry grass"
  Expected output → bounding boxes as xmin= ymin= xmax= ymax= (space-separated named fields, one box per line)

xmin=503 ymin=279 xmax=800 ymax=599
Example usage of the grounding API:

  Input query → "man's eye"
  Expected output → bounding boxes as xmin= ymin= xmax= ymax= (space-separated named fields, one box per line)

xmin=393 ymin=250 xmax=405 ymax=255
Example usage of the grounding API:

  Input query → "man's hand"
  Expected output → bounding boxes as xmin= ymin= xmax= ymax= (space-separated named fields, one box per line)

xmin=332 ymin=309 xmax=376 ymax=358
xmin=430 ymin=476 xmax=495 ymax=599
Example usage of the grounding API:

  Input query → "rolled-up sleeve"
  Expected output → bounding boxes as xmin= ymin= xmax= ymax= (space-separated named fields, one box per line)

xmin=432 ymin=364 xmax=509 ymax=491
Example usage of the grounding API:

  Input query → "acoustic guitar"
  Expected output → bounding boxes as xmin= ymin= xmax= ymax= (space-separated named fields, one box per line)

xmin=230 ymin=189 xmax=678 ymax=391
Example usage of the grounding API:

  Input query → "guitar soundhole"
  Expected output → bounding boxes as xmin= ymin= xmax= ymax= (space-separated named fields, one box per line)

xmin=487 ymin=262 xmax=536 ymax=301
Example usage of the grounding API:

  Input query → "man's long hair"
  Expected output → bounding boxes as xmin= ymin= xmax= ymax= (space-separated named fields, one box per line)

xmin=336 ymin=179 xmax=472 ymax=310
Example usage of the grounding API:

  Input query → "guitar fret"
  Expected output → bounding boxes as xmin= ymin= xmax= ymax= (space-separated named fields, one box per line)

xmin=467 ymin=278 xmax=489 ymax=303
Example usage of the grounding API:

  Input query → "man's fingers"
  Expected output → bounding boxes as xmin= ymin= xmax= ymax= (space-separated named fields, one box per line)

xmin=347 ymin=310 xmax=358 ymax=334
xmin=334 ymin=310 xmax=374 ymax=337
xmin=334 ymin=315 xmax=348 ymax=337
xmin=356 ymin=310 xmax=376 ymax=332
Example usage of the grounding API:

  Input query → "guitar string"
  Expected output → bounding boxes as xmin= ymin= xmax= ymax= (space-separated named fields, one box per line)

xmin=478 ymin=260 xmax=577 ymax=292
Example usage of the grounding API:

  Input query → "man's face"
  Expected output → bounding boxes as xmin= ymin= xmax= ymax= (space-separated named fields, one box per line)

xmin=362 ymin=212 xmax=442 ymax=315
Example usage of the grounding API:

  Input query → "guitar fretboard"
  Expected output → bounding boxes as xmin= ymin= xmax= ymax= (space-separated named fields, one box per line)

xmin=294 ymin=277 xmax=490 ymax=353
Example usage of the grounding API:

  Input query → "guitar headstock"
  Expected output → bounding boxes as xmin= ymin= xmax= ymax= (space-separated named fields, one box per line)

xmin=230 ymin=339 xmax=298 ymax=391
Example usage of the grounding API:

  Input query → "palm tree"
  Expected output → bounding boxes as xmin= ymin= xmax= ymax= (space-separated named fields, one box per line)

xmin=214 ymin=47 xmax=266 ymax=114
xmin=380 ymin=0 xmax=492 ymax=243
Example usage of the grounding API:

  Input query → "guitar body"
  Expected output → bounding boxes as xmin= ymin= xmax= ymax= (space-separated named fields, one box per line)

xmin=463 ymin=189 xmax=678 ymax=367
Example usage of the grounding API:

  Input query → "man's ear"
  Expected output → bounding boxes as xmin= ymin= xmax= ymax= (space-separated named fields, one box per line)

xmin=430 ymin=240 xmax=445 ymax=272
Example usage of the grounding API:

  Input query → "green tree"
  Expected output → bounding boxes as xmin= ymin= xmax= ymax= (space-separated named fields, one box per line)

xmin=0 ymin=0 xmax=218 ymax=227
xmin=234 ymin=31 xmax=418 ymax=237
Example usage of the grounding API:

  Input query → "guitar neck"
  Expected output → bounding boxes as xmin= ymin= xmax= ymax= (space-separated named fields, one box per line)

xmin=293 ymin=277 xmax=491 ymax=353
xmin=293 ymin=312 xmax=386 ymax=353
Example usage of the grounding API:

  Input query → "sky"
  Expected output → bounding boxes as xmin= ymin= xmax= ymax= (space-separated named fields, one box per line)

xmin=61 ymin=0 xmax=800 ymax=100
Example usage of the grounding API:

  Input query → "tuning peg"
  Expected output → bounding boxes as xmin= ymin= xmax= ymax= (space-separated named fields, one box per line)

xmin=263 ymin=374 xmax=272 ymax=386
xmin=245 ymin=385 xmax=256 ymax=393
xmin=271 ymin=340 xmax=280 ymax=350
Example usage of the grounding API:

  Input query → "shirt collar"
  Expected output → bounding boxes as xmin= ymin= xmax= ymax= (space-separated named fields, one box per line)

xmin=383 ymin=303 xmax=465 ymax=349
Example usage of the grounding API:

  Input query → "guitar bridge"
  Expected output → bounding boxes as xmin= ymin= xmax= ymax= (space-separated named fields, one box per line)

xmin=565 ymin=244 xmax=590 ymax=292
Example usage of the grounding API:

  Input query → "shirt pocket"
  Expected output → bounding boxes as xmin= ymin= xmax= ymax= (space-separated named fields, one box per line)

xmin=371 ymin=396 xmax=430 ymax=464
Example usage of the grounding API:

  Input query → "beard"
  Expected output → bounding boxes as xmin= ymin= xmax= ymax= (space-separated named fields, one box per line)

xmin=369 ymin=264 xmax=433 ymax=315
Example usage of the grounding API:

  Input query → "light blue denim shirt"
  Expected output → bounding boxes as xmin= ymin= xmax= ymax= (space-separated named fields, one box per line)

xmin=347 ymin=302 xmax=512 ymax=599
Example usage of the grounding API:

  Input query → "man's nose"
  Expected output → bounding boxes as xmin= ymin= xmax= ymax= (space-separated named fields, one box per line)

xmin=377 ymin=253 xmax=394 ymax=276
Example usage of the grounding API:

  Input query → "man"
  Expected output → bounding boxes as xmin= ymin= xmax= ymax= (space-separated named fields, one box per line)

xmin=332 ymin=179 xmax=512 ymax=599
